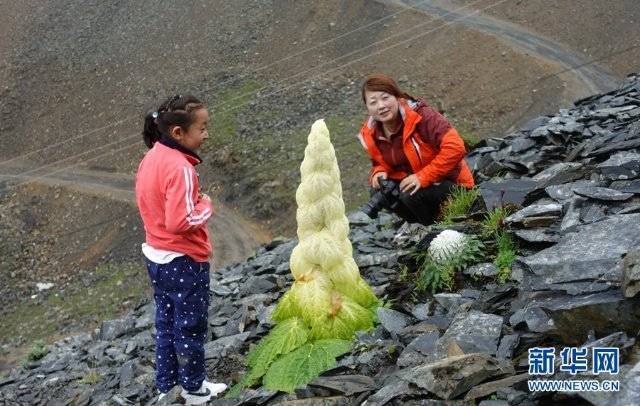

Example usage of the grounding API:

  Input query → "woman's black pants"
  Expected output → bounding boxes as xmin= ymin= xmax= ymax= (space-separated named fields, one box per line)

xmin=385 ymin=180 xmax=456 ymax=226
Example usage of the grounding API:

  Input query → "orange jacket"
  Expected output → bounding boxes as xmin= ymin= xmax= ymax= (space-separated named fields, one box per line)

xmin=357 ymin=99 xmax=474 ymax=189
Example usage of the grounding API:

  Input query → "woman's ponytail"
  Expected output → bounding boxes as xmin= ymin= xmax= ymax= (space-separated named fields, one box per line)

xmin=142 ymin=111 xmax=162 ymax=149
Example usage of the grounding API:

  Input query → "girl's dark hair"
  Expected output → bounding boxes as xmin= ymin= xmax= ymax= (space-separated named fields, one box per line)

xmin=142 ymin=94 xmax=205 ymax=148
xmin=361 ymin=73 xmax=413 ymax=103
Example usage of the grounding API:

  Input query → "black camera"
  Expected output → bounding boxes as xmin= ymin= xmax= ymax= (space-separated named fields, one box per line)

xmin=361 ymin=178 xmax=401 ymax=219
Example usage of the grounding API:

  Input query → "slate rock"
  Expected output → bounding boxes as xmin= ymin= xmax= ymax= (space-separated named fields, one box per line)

xmin=204 ymin=332 xmax=251 ymax=359
xmin=436 ymin=311 xmax=503 ymax=357
xmin=505 ymin=202 xmax=562 ymax=227
xmin=521 ymin=214 xmax=640 ymax=293
xmin=598 ymin=151 xmax=640 ymax=180
xmin=573 ymin=186 xmax=633 ymax=201
xmin=513 ymin=228 xmax=560 ymax=243
xmin=478 ymin=178 xmax=540 ymax=210
xmin=622 ymin=248 xmax=640 ymax=298
xmin=496 ymin=334 xmax=520 ymax=360
xmin=399 ymin=353 xmax=515 ymax=400
xmin=579 ymin=202 xmax=608 ymax=224
xmin=433 ymin=293 xmax=472 ymax=315
xmin=99 ymin=317 xmax=136 ymax=341
xmin=464 ymin=262 xmax=498 ymax=278
xmin=545 ymin=180 xmax=601 ymax=201
xmin=612 ymin=359 xmax=640 ymax=405
xmin=396 ymin=331 xmax=440 ymax=367
xmin=239 ymin=276 xmax=276 ymax=296
xmin=522 ymin=290 xmax=640 ymax=344
xmin=309 ymin=375 xmax=376 ymax=396
xmin=532 ymin=162 xmax=586 ymax=187
xmin=376 ymin=308 xmax=412 ymax=334
xmin=410 ymin=303 xmax=431 ymax=321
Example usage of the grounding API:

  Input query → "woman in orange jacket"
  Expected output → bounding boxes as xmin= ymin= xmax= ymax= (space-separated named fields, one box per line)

xmin=358 ymin=74 xmax=474 ymax=225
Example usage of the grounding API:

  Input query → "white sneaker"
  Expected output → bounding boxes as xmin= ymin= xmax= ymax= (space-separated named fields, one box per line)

xmin=181 ymin=380 xmax=228 ymax=405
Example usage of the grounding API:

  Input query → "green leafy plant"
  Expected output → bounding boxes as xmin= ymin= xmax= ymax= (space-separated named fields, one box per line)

xmin=481 ymin=206 xmax=513 ymax=238
xmin=494 ymin=231 xmax=517 ymax=284
xmin=413 ymin=231 xmax=485 ymax=293
xmin=25 ymin=340 xmax=49 ymax=363
xmin=228 ymin=120 xmax=379 ymax=396
xmin=439 ymin=186 xmax=481 ymax=224
xmin=79 ymin=370 xmax=101 ymax=385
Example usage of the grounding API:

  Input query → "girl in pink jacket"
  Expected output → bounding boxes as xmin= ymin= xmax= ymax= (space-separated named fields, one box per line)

xmin=136 ymin=94 xmax=226 ymax=404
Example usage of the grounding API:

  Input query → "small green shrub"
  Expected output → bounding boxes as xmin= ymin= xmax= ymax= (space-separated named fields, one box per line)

xmin=494 ymin=232 xmax=517 ymax=283
xmin=26 ymin=340 xmax=49 ymax=362
xmin=79 ymin=370 xmax=102 ymax=385
xmin=413 ymin=235 xmax=485 ymax=293
xmin=481 ymin=207 xmax=513 ymax=238
xmin=439 ymin=186 xmax=481 ymax=224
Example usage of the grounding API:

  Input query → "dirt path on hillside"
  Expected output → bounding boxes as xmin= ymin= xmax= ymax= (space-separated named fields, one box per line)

xmin=382 ymin=0 xmax=618 ymax=97
xmin=0 ymin=166 xmax=271 ymax=269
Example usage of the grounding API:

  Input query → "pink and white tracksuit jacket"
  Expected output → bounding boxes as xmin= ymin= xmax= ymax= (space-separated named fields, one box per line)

xmin=135 ymin=140 xmax=213 ymax=262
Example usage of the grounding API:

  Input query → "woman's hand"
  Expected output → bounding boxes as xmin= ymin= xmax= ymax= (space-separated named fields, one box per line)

xmin=400 ymin=174 xmax=421 ymax=195
xmin=372 ymin=172 xmax=388 ymax=189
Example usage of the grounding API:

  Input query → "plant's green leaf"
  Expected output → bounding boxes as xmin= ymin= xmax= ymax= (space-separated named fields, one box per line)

xmin=308 ymin=296 xmax=374 ymax=340
xmin=272 ymin=290 xmax=297 ymax=322
xmin=263 ymin=339 xmax=352 ymax=393
xmin=245 ymin=318 xmax=309 ymax=382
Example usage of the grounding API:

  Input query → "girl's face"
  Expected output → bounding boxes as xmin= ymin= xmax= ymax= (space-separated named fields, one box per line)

xmin=364 ymin=90 xmax=399 ymax=123
xmin=171 ymin=108 xmax=209 ymax=151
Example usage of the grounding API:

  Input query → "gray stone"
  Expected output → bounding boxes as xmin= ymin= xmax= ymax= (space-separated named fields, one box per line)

xmin=509 ymin=307 xmax=555 ymax=333
xmin=612 ymin=359 xmax=640 ymax=406
xmin=436 ymin=311 xmax=503 ymax=357
xmin=376 ymin=308 xmax=412 ymax=334
xmin=574 ymin=186 xmax=633 ymax=201
xmin=505 ymin=202 xmax=562 ymax=227
xmin=560 ymin=197 xmax=585 ymax=232
xmin=521 ymin=214 xmax=640 ymax=293
xmin=598 ymin=151 xmax=640 ymax=180
xmin=203 ymin=332 xmax=251 ymax=359
xmin=622 ymin=249 xmax=640 ymax=298
xmin=355 ymin=251 xmax=406 ymax=268
xmin=513 ymin=228 xmax=559 ymax=243
xmin=532 ymin=162 xmax=586 ymax=187
xmin=399 ymin=353 xmax=515 ymax=400
xmin=478 ymin=178 xmax=539 ymax=211
xmin=99 ymin=317 xmax=135 ymax=341
xmin=397 ymin=331 xmax=440 ymax=367
xmin=410 ymin=303 xmax=431 ymax=321
xmin=433 ymin=293 xmax=473 ymax=315
xmin=347 ymin=211 xmax=372 ymax=226
xmin=211 ymin=284 xmax=233 ymax=297
xmin=365 ymin=380 xmax=418 ymax=406
xmin=239 ymin=276 xmax=276 ymax=296
xmin=464 ymin=263 xmax=498 ymax=278
xmin=465 ymin=373 xmax=530 ymax=401
xmin=580 ymin=202 xmax=608 ymax=224
xmin=496 ymin=334 xmax=520 ymax=359
xmin=309 ymin=375 xmax=376 ymax=396
xmin=545 ymin=180 xmax=601 ymax=201
xmin=521 ymin=291 xmax=640 ymax=344
xmin=610 ymin=179 xmax=640 ymax=194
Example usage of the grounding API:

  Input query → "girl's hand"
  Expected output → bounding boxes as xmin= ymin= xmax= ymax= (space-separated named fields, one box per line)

xmin=199 ymin=193 xmax=211 ymax=202
xmin=400 ymin=174 xmax=421 ymax=195
xmin=372 ymin=172 xmax=388 ymax=189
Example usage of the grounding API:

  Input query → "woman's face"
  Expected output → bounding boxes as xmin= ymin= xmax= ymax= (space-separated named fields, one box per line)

xmin=364 ymin=90 xmax=400 ymax=123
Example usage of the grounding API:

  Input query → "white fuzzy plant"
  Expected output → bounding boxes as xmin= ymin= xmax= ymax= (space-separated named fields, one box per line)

xmin=229 ymin=119 xmax=379 ymax=396
xmin=415 ymin=229 xmax=485 ymax=293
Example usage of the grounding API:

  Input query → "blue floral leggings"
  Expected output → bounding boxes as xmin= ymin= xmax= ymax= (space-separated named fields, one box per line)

xmin=145 ymin=256 xmax=210 ymax=393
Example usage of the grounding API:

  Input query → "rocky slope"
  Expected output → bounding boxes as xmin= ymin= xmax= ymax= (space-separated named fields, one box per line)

xmin=2 ymin=73 xmax=639 ymax=405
